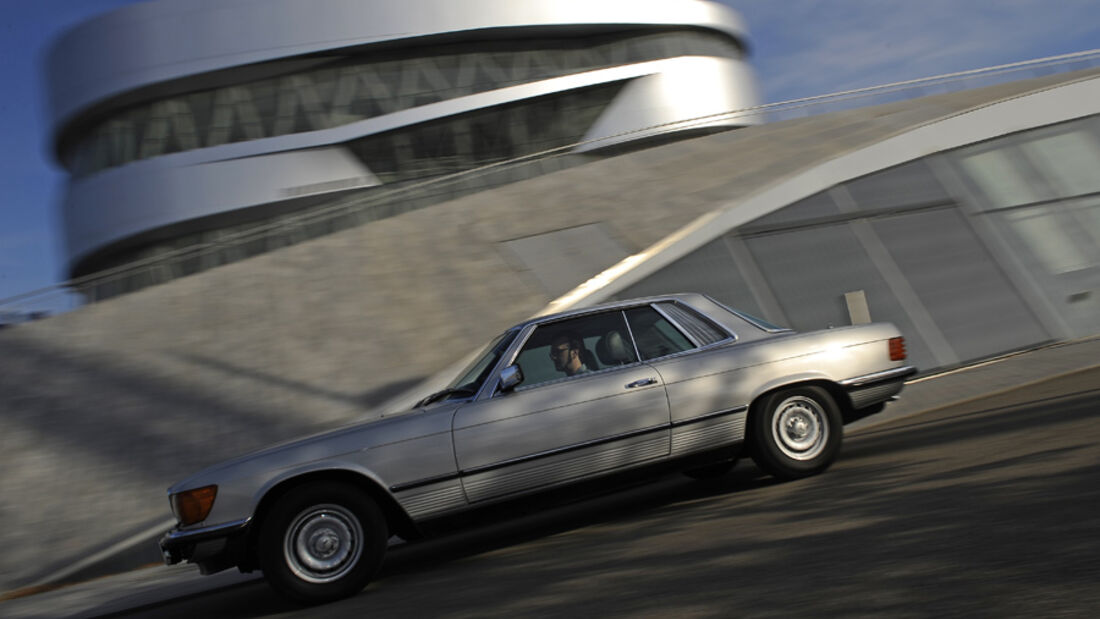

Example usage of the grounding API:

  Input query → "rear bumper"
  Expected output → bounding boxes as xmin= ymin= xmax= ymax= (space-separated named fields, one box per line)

xmin=160 ymin=518 xmax=250 ymax=575
xmin=840 ymin=366 xmax=917 ymax=409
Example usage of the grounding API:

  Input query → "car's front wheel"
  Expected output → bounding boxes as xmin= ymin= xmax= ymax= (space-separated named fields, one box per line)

xmin=749 ymin=386 xmax=842 ymax=480
xmin=258 ymin=481 xmax=388 ymax=604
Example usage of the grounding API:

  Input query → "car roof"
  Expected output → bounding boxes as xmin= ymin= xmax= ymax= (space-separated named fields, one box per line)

xmin=513 ymin=292 xmax=706 ymax=330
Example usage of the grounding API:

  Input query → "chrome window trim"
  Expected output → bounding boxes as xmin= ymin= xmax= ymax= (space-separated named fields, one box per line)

xmin=619 ymin=309 xmax=644 ymax=363
xmin=483 ymin=325 xmax=534 ymax=400
xmin=492 ymin=310 xmax=649 ymax=395
xmin=707 ymin=295 xmax=793 ymax=334
xmin=508 ymin=356 xmax=650 ymax=394
xmin=428 ymin=327 xmax=520 ymax=405
xmin=485 ymin=295 xmax=749 ymax=396
xmin=654 ymin=300 xmax=738 ymax=347
xmin=650 ymin=302 xmax=703 ymax=348
xmin=629 ymin=302 xmax=736 ymax=363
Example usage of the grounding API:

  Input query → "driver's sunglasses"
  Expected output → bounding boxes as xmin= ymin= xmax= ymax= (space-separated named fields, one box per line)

xmin=549 ymin=345 xmax=572 ymax=358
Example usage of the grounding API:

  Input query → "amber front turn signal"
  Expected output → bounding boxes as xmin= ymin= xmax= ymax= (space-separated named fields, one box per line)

xmin=171 ymin=485 xmax=217 ymax=526
xmin=888 ymin=337 xmax=907 ymax=361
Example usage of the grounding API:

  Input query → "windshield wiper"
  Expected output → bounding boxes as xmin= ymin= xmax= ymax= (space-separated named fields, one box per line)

xmin=415 ymin=387 xmax=476 ymax=408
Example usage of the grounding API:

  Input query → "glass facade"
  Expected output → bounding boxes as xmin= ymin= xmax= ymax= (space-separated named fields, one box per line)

xmin=952 ymin=116 xmax=1100 ymax=336
xmin=348 ymin=82 xmax=625 ymax=184
xmin=618 ymin=114 xmax=1100 ymax=372
xmin=79 ymin=82 xmax=628 ymax=298
xmin=67 ymin=29 xmax=742 ymax=176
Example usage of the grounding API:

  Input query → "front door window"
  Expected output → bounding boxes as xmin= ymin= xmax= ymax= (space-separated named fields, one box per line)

xmin=510 ymin=311 xmax=638 ymax=389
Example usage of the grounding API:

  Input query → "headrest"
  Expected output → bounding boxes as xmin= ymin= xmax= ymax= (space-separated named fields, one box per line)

xmin=595 ymin=330 xmax=633 ymax=365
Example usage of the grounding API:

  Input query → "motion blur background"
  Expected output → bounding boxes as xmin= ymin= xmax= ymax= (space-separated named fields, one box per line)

xmin=1 ymin=0 xmax=1099 ymax=597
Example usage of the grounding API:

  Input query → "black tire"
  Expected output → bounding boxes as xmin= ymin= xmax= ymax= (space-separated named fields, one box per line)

xmin=749 ymin=386 xmax=842 ymax=481
xmin=258 ymin=481 xmax=388 ymax=604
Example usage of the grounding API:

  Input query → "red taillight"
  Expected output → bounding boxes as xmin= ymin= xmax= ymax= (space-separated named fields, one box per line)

xmin=888 ymin=337 xmax=907 ymax=361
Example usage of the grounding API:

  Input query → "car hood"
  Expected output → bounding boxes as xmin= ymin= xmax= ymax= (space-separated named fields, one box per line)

xmin=166 ymin=403 xmax=447 ymax=494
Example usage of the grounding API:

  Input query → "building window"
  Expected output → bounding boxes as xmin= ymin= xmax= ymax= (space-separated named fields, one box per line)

xmin=66 ymin=30 xmax=742 ymax=176
xmin=347 ymin=82 xmax=625 ymax=184
xmin=1019 ymin=130 xmax=1100 ymax=198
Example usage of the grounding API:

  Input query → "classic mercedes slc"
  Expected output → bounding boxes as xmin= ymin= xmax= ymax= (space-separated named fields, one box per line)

xmin=160 ymin=293 xmax=915 ymax=602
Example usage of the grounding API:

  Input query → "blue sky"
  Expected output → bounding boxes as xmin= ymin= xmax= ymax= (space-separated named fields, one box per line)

xmin=1 ymin=0 xmax=1099 ymax=302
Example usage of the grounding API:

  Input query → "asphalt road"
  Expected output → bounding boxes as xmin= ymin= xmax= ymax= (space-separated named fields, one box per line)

xmin=10 ymin=367 xmax=1100 ymax=618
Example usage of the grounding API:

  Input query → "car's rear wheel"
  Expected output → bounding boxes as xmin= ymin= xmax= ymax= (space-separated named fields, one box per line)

xmin=258 ymin=481 xmax=387 ymax=604
xmin=749 ymin=386 xmax=841 ymax=480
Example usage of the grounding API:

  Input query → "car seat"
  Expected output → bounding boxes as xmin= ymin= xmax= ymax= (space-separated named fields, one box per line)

xmin=595 ymin=330 xmax=635 ymax=366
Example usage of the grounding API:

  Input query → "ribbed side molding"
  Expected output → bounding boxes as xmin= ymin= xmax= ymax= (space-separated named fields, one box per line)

xmin=395 ymin=480 xmax=468 ymax=519
xmin=848 ymin=380 xmax=906 ymax=409
xmin=672 ymin=409 xmax=747 ymax=455
xmin=462 ymin=434 xmax=668 ymax=503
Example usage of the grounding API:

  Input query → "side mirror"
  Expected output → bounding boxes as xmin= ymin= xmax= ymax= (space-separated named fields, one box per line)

xmin=499 ymin=364 xmax=523 ymax=392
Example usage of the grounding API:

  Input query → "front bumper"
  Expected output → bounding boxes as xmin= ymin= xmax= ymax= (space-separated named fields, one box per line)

xmin=160 ymin=518 xmax=251 ymax=574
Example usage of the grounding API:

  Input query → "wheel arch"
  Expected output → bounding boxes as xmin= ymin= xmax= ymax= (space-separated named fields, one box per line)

xmin=745 ymin=378 xmax=852 ymax=446
xmin=240 ymin=468 xmax=420 ymax=571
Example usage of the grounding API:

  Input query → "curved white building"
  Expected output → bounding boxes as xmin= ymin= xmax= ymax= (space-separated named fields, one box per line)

xmin=45 ymin=0 xmax=759 ymax=280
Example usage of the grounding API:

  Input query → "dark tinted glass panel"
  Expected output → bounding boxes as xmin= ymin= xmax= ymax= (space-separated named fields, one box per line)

xmin=349 ymin=83 xmax=624 ymax=184
xmin=656 ymin=302 xmax=728 ymax=345
xmin=513 ymin=311 xmax=635 ymax=388
xmin=67 ymin=30 xmax=742 ymax=176
xmin=625 ymin=306 xmax=694 ymax=360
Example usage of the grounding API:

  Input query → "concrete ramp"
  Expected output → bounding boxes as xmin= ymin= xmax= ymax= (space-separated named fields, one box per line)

xmin=2 ymin=69 xmax=1096 ymax=593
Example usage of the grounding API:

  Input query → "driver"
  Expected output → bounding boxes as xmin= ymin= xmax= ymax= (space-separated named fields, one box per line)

xmin=549 ymin=332 xmax=590 ymax=377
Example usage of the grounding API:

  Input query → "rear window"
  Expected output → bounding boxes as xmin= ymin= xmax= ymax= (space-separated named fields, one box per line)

xmin=656 ymin=302 xmax=730 ymax=346
xmin=624 ymin=306 xmax=695 ymax=360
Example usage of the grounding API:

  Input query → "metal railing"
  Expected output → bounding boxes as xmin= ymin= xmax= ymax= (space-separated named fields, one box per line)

xmin=3 ymin=48 xmax=1099 ymax=323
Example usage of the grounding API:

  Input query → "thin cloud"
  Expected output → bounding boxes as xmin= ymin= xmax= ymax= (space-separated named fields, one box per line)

xmin=723 ymin=0 xmax=1100 ymax=102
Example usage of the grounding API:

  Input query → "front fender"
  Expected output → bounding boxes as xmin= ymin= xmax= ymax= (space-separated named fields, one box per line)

xmin=247 ymin=458 xmax=395 ymax=518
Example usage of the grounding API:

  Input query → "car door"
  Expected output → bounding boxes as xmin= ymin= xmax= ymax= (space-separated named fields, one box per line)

xmin=623 ymin=302 xmax=750 ymax=458
xmin=452 ymin=310 xmax=670 ymax=503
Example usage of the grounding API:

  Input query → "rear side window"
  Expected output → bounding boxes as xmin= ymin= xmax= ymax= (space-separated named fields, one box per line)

xmin=656 ymin=302 xmax=730 ymax=346
xmin=624 ymin=306 xmax=695 ymax=360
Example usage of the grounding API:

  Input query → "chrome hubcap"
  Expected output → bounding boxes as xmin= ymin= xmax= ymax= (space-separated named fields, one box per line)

xmin=772 ymin=396 xmax=828 ymax=461
xmin=284 ymin=504 xmax=363 ymax=583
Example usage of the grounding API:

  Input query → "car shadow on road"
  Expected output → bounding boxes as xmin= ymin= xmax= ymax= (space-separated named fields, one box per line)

xmin=77 ymin=464 xmax=778 ymax=618
xmin=77 ymin=371 xmax=1100 ymax=618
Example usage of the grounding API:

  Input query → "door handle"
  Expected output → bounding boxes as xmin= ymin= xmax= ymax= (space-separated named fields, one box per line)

xmin=625 ymin=378 xmax=658 ymax=389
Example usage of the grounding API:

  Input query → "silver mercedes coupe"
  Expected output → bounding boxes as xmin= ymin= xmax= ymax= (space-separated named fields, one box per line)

xmin=160 ymin=293 xmax=915 ymax=603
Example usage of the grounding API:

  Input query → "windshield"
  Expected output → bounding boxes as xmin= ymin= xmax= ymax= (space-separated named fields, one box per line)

xmin=446 ymin=329 xmax=517 ymax=392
